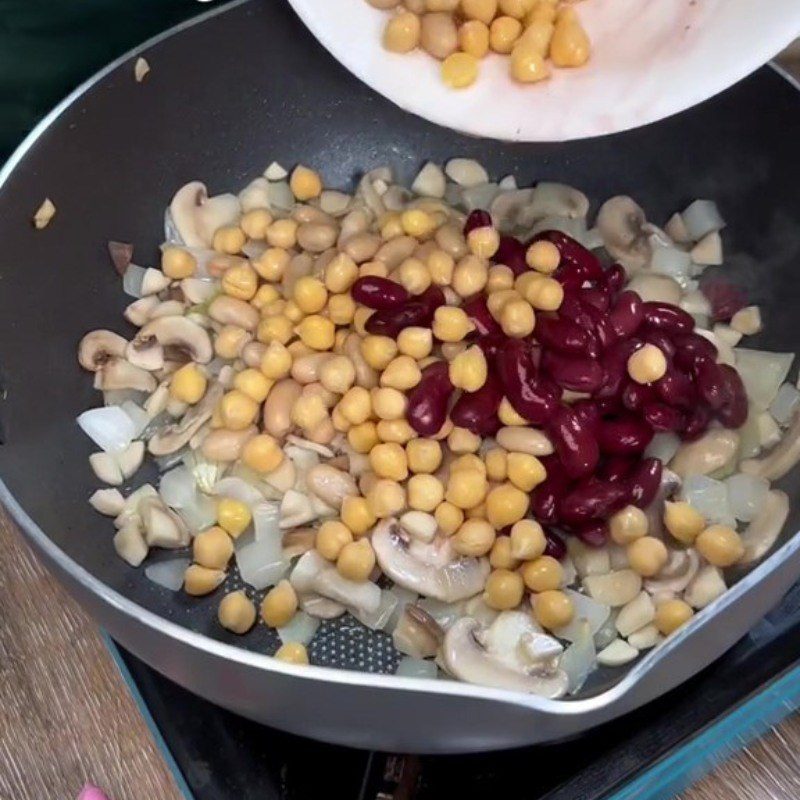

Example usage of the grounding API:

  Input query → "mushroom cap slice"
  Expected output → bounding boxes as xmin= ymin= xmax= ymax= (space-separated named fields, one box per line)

xmin=443 ymin=618 xmax=568 ymax=697
xmin=147 ymin=382 xmax=223 ymax=456
xmin=596 ymin=196 xmax=651 ymax=271
xmin=739 ymin=489 xmax=789 ymax=564
xmin=372 ymin=520 xmax=490 ymax=603
xmin=289 ymin=550 xmax=381 ymax=613
xmin=644 ymin=549 xmax=700 ymax=595
xmin=78 ymin=330 xmax=128 ymax=372
xmin=137 ymin=316 xmax=213 ymax=364
xmin=490 ymin=189 xmax=534 ymax=234
xmin=125 ymin=336 xmax=164 ymax=371
xmin=169 ymin=182 xmax=241 ymax=248
xmin=670 ymin=430 xmax=740 ymax=479
xmin=99 ymin=357 xmax=157 ymax=393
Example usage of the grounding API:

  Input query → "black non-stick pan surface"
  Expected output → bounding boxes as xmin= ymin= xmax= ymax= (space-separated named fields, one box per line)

xmin=1 ymin=0 xmax=800 ymax=700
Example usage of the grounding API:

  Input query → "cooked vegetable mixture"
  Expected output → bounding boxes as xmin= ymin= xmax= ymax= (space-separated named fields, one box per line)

xmin=77 ymin=158 xmax=796 ymax=694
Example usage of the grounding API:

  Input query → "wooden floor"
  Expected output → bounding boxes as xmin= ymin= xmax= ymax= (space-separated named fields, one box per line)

xmin=1 ymin=505 xmax=798 ymax=800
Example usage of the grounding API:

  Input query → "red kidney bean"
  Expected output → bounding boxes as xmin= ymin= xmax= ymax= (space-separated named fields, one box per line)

xmin=543 ymin=528 xmax=567 ymax=560
xmin=560 ymin=479 xmax=629 ymax=524
xmin=533 ymin=230 xmax=604 ymax=283
xmin=559 ymin=293 xmax=596 ymax=332
xmin=628 ymin=457 xmax=662 ymax=508
xmin=603 ymin=263 xmax=627 ymax=294
xmin=417 ymin=284 xmax=446 ymax=315
xmin=681 ymin=405 xmax=711 ymax=441
xmin=542 ymin=350 xmax=605 ymax=394
xmin=608 ymin=290 xmax=644 ymax=339
xmin=580 ymin=301 xmax=615 ymax=350
xmin=643 ymin=329 xmax=676 ymax=359
xmin=478 ymin=334 xmax=506 ymax=361
xmin=571 ymin=399 xmax=602 ymax=438
xmin=547 ymin=405 xmax=600 ymax=479
xmin=596 ymin=338 xmax=643 ymax=400
xmin=622 ymin=380 xmax=656 ymax=412
xmin=599 ymin=455 xmax=636 ymax=483
xmin=594 ymin=396 xmax=623 ymax=416
xmin=494 ymin=235 xmax=528 ymax=276
xmin=535 ymin=314 xmax=591 ymax=355
xmin=450 ymin=374 xmax=503 ymax=435
xmin=598 ymin=415 xmax=654 ymax=455
xmin=351 ymin=276 xmax=410 ymax=310
xmin=716 ymin=364 xmax=748 ymax=428
xmin=694 ymin=358 xmax=727 ymax=410
xmin=655 ymin=365 xmax=696 ymax=409
xmin=573 ymin=520 xmax=609 ymax=548
xmin=530 ymin=456 xmax=570 ymax=525
xmin=643 ymin=402 xmax=685 ymax=431
xmin=674 ymin=337 xmax=716 ymax=375
xmin=701 ymin=279 xmax=747 ymax=322
xmin=579 ymin=285 xmax=611 ymax=313
xmin=406 ymin=361 xmax=454 ymax=436
xmin=464 ymin=209 xmax=492 ymax=235
xmin=498 ymin=339 xmax=561 ymax=424
xmin=366 ymin=303 xmax=429 ymax=337
xmin=642 ymin=302 xmax=695 ymax=335
xmin=461 ymin=294 xmax=503 ymax=337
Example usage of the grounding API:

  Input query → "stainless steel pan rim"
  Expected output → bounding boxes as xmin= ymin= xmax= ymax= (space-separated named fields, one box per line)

xmin=2 ymin=0 xmax=800 ymax=730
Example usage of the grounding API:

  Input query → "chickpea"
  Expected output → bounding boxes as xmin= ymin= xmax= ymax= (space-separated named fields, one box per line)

xmin=219 ymin=390 xmax=259 ymax=430
xmin=361 ymin=335 xmax=399 ymax=370
xmin=370 ymin=442 xmax=409 ymax=481
xmin=242 ymin=433 xmax=284 ymax=473
xmin=435 ymin=501 xmax=464 ymax=536
xmin=406 ymin=438 xmax=443 ymax=474
xmin=260 ymin=341 xmax=292 ymax=379
xmin=509 ymin=42 xmax=550 ymax=83
xmin=486 ymin=482 xmax=529 ymax=529
xmin=458 ymin=20 xmax=490 ymax=59
xmin=371 ymin=386 xmax=407 ymax=420
xmin=401 ymin=208 xmax=438 ymax=240
xmin=274 ymin=642 xmax=309 ymax=665
xmin=447 ymin=426 xmax=482 ymax=455
xmin=348 ymin=421 xmax=380 ymax=454
xmin=489 ymin=16 xmax=522 ymax=54
xmin=445 ymin=468 xmax=487 ymax=510
xmin=328 ymin=293 xmax=357 ymax=325
xmin=290 ymin=165 xmax=323 ymax=201
xmin=240 ymin=208 xmax=273 ymax=240
xmin=461 ymin=0 xmax=497 ymax=25
xmin=217 ymin=590 xmax=257 ymax=634
xmin=509 ymin=519 xmax=546 ymax=560
xmin=487 ymin=288 xmax=521 ymax=319
xmin=526 ymin=276 xmax=564 ymax=311
xmin=484 ymin=568 xmax=525 ymax=610
xmin=381 ymin=355 xmax=422 ymax=390
xmin=432 ymin=306 xmax=474 ymax=342
xmin=664 ymin=501 xmax=705 ymax=544
xmin=170 ymin=363 xmax=207 ymax=404
xmin=337 ymin=538 xmax=377 ymax=582
xmin=234 ymin=368 xmax=272 ymax=403
xmin=384 ymin=11 xmax=422 ymax=54
xmin=448 ymin=345 xmax=487 ymax=392
xmin=266 ymin=219 xmax=298 ymax=249
xmin=376 ymin=418 xmax=417 ymax=444
xmin=217 ymin=497 xmax=252 ymax=538
xmin=162 ymin=246 xmax=196 ymax=279
xmin=366 ymin=479 xmax=406 ymax=518
xmin=339 ymin=386 xmax=372 ymax=424
xmin=341 ymin=495 xmax=377 ymax=537
xmin=316 ymin=520 xmax=354 ymax=561
xmin=324 ymin=253 xmax=358 ymax=294
xmin=498 ymin=397 xmax=528 ymax=426
xmin=261 ymin=580 xmax=298 ymax=628
xmin=420 ymin=12 xmax=458 ymax=60
xmin=627 ymin=344 xmax=667 ymax=385
xmin=408 ymin=474 xmax=445 ymax=512
xmin=486 ymin=264 xmax=515 ymax=294
xmin=453 ymin=518 xmax=496 ymax=557
xmin=215 ymin=325 xmax=251 ymax=360
xmin=254 ymin=247 xmax=291 ymax=281
xmin=213 ymin=225 xmax=246 ymax=255
xmin=451 ymin=453 xmax=485 ymax=474
xmin=489 ymin=536 xmax=521 ymax=571
xmin=184 ymin=564 xmax=226 ymax=596
xmin=452 ymin=255 xmax=489 ymax=297
xmin=505 ymin=451 xmax=545 ymax=492
xmin=193 ymin=526 xmax=234 ymax=570
xmin=521 ymin=555 xmax=562 ymax=592
xmin=427 ymin=248 xmax=455 ymax=286
xmin=256 ymin=314 xmax=294 ymax=345
xmin=695 ymin=525 xmax=745 ymax=567
xmin=318 ymin=355 xmax=356 ymax=395
xmin=293 ymin=276 xmax=328 ymax=314
xmin=532 ymin=590 xmax=574 ymax=630
xmin=655 ymin=599 xmax=694 ymax=636
xmin=397 ymin=326 xmax=433 ymax=359
xmin=291 ymin=394 xmax=328 ymax=430
xmin=609 ymin=505 xmax=649 ymax=545
xmin=549 ymin=9 xmax=590 ymax=68
xmin=295 ymin=314 xmax=335 ymax=351
xmin=627 ymin=536 xmax=669 ymax=577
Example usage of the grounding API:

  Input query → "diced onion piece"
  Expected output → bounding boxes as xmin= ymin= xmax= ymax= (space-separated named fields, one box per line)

xmin=176 ymin=493 xmax=218 ymax=535
xmin=769 ymin=383 xmax=800 ymax=427
xmin=596 ymin=639 xmax=639 ymax=667
xmin=680 ymin=475 xmax=733 ymax=526
xmin=682 ymin=200 xmax=725 ymax=240
xmin=734 ymin=348 xmax=794 ymax=410
xmin=725 ymin=473 xmax=769 ymax=522
xmin=559 ymin=620 xmax=595 ymax=695
xmin=278 ymin=611 xmax=319 ymax=646
xmin=395 ymin=657 xmax=438 ymax=679
xmin=145 ymin=558 xmax=191 ymax=591
xmin=417 ymin=597 xmax=464 ymax=631
xmin=650 ymin=243 xmax=692 ymax=279
xmin=159 ymin=466 xmax=197 ymax=509
xmin=756 ymin=412 xmax=782 ymax=449
xmin=645 ymin=432 xmax=681 ymax=465
xmin=122 ymin=263 xmax=147 ymax=298
xmin=236 ymin=502 xmax=287 ymax=590
xmin=78 ymin=406 xmax=136 ymax=453
xmin=386 ymin=586 xmax=418 ymax=631
xmin=353 ymin=590 xmax=399 ymax=630
xmin=264 ymin=161 xmax=288 ymax=181
xmin=121 ymin=400 xmax=149 ymax=438
xmin=213 ymin=476 xmax=266 ymax=508
xmin=412 ymin=162 xmax=446 ymax=198
xmin=554 ymin=589 xmax=611 ymax=643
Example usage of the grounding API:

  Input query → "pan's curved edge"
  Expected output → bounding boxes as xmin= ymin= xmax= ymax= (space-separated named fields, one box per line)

xmin=1 ymin=0 xmax=800 ymax=738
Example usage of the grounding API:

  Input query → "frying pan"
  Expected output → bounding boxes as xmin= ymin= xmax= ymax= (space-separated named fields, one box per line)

xmin=1 ymin=0 xmax=800 ymax=753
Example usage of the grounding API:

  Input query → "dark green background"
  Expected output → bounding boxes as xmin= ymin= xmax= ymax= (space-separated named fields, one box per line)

xmin=0 ymin=0 xmax=210 ymax=161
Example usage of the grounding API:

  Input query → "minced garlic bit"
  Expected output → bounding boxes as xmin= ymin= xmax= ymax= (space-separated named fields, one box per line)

xmin=134 ymin=57 xmax=150 ymax=83
xmin=32 ymin=198 xmax=56 ymax=230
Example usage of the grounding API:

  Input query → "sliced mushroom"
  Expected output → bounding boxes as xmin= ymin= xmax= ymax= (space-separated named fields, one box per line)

xmin=125 ymin=336 xmax=164 ymax=371
xmin=78 ymin=330 xmax=128 ymax=372
xmin=596 ymin=196 xmax=651 ymax=271
xmin=169 ymin=181 xmax=241 ymax=247
xmin=136 ymin=316 xmax=213 ymax=364
xmin=644 ymin=548 xmax=700 ymax=595
xmin=644 ymin=468 xmax=681 ymax=540
xmin=282 ymin=528 xmax=316 ymax=559
xmin=305 ymin=464 xmax=358 ymax=510
xmin=490 ymin=189 xmax=534 ymax=234
xmin=670 ymin=430 xmax=740 ymax=479
xmin=147 ymin=382 xmax=223 ymax=456
xmin=399 ymin=511 xmax=438 ymax=543
xmin=89 ymin=488 xmax=125 ymax=517
xmin=739 ymin=489 xmax=789 ymax=565
xmin=149 ymin=300 xmax=186 ymax=319
xmin=140 ymin=496 xmax=190 ymax=549
xmin=124 ymin=296 xmax=160 ymax=327
xmin=740 ymin=413 xmax=800 ymax=481
xmin=238 ymin=177 xmax=271 ymax=212
xmin=443 ymin=617 xmax=568 ymax=697
xmin=372 ymin=520 xmax=490 ymax=603
xmin=683 ymin=565 xmax=727 ymax=609
xmin=99 ymin=358 xmax=157 ymax=393
xmin=392 ymin=605 xmax=444 ymax=659
xmin=528 ymin=182 xmax=589 ymax=221
xmin=285 ymin=434 xmax=335 ymax=458
xmin=566 ymin=538 xmax=611 ymax=578
xmin=263 ymin=457 xmax=297 ymax=494
xmin=583 ymin=570 xmax=642 ymax=607
xmin=290 ymin=551 xmax=380 ymax=613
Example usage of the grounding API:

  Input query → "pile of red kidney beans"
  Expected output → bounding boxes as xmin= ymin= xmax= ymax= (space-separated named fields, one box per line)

xmin=352 ymin=209 xmax=750 ymax=556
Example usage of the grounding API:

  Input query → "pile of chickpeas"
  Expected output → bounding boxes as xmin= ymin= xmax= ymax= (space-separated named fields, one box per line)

xmin=371 ymin=0 xmax=590 ymax=89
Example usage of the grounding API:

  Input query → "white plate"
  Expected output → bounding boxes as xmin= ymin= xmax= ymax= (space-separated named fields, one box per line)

xmin=289 ymin=0 xmax=800 ymax=141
